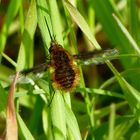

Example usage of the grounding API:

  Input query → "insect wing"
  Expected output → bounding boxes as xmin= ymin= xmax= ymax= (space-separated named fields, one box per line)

xmin=21 ymin=62 xmax=50 ymax=75
xmin=73 ymin=48 xmax=119 ymax=65
xmin=9 ymin=62 xmax=50 ymax=84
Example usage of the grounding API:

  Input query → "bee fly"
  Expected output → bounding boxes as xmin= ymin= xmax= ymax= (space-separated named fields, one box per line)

xmin=21 ymin=18 xmax=80 ymax=91
xmin=21 ymin=18 xmax=119 ymax=92
xmin=49 ymin=40 xmax=80 ymax=91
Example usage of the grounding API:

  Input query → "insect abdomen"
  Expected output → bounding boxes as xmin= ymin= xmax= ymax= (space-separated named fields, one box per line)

xmin=50 ymin=44 xmax=79 ymax=91
xmin=54 ymin=66 xmax=75 ymax=90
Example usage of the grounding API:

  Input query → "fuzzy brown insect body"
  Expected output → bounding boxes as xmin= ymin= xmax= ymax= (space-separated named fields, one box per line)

xmin=49 ymin=41 xmax=79 ymax=91
xmin=20 ymin=19 xmax=118 ymax=92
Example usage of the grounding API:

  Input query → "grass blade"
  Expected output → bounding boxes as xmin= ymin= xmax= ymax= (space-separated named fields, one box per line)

xmin=0 ymin=0 xmax=21 ymax=56
xmin=17 ymin=113 xmax=35 ymax=140
xmin=6 ymin=72 xmax=19 ymax=140
xmin=16 ymin=0 xmax=37 ymax=71
xmin=106 ymin=60 xmax=140 ymax=123
xmin=64 ymin=0 xmax=101 ymax=50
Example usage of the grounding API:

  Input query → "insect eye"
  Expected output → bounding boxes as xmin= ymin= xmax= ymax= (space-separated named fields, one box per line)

xmin=49 ymin=45 xmax=53 ymax=53
xmin=49 ymin=41 xmax=57 ymax=53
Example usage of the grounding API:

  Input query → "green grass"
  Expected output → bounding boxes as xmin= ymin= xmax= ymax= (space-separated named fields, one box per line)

xmin=0 ymin=0 xmax=140 ymax=140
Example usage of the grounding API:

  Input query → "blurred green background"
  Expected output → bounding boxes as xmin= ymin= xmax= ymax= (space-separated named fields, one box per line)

xmin=0 ymin=0 xmax=140 ymax=140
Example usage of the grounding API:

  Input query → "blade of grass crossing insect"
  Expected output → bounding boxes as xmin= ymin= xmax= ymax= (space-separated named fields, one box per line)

xmin=37 ymin=0 xmax=67 ymax=139
xmin=37 ymin=0 xmax=65 ymax=139
xmin=62 ymin=2 xmax=91 ymax=119
xmin=0 ymin=0 xmax=21 ymax=62
xmin=62 ymin=0 xmax=87 ymax=103
xmin=64 ymin=2 xmax=97 ymax=138
xmin=16 ymin=0 xmax=37 ymax=71
xmin=63 ymin=4 xmax=99 ymax=136
xmin=50 ymin=0 xmax=82 ymax=138
xmin=63 ymin=2 xmax=95 ymax=139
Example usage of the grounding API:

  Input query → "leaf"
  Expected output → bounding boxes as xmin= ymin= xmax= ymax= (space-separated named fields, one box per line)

xmin=0 ymin=0 xmax=21 ymax=52
xmin=17 ymin=113 xmax=35 ymax=140
xmin=6 ymin=72 xmax=19 ymax=140
xmin=64 ymin=0 xmax=101 ymax=50
xmin=65 ymin=103 xmax=82 ymax=140
xmin=16 ymin=0 xmax=37 ymax=71
xmin=106 ymin=60 xmax=140 ymax=123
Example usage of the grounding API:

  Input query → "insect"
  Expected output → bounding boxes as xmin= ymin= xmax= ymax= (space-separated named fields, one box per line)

xmin=21 ymin=18 xmax=119 ymax=92
xmin=48 ymin=40 xmax=80 ymax=91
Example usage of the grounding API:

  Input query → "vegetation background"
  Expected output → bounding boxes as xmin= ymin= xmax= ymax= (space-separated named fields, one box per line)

xmin=0 ymin=0 xmax=140 ymax=140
